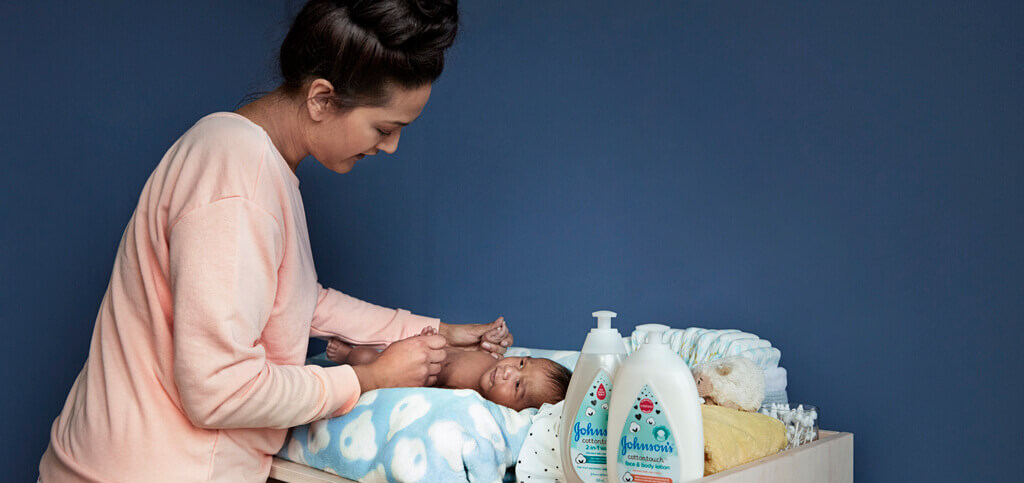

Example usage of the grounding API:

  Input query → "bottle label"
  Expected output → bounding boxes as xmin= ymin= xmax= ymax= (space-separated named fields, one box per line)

xmin=569 ymin=370 xmax=613 ymax=482
xmin=616 ymin=384 xmax=679 ymax=483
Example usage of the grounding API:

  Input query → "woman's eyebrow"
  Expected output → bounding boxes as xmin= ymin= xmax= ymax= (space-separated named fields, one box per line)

xmin=386 ymin=112 xmax=423 ymax=126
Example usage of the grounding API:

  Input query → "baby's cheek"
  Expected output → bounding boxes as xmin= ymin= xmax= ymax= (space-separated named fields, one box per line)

xmin=485 ymin=386 xmax=510 ymax=406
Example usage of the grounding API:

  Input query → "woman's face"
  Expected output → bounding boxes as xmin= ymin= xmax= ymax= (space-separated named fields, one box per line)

xmin=307 ymin=83 xmax=432 ymax=174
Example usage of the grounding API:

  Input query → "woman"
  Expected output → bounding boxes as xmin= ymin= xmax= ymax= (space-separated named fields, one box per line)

xmin=39 ymin=1 xmax=509 ymax=481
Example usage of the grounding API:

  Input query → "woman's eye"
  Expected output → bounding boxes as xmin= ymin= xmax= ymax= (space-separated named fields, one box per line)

xmin=376 ymin=128 xmax=392 ymax=136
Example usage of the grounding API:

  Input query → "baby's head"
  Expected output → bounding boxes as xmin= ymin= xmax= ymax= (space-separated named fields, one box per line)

xmin=478 ymin=356 xmax=572 ymax=411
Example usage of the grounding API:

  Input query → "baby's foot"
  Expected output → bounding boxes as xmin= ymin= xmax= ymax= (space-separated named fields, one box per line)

xmin=420 ymin=326 xmax=437 ymax=336
xmin=326 ymin=338 xmax=353 ymax=364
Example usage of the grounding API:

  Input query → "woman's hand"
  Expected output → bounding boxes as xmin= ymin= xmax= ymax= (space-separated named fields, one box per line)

xmin=351 ymin=334 xmax=447 ymax=392
xmin=438 ymin=317 xmax=514 ymax=358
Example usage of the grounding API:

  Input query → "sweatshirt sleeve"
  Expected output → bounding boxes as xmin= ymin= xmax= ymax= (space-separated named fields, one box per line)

xmin=169 ymin=197 xmax=359 ymax=429
xmin=309 ymin=286 xmax=440 ymax=346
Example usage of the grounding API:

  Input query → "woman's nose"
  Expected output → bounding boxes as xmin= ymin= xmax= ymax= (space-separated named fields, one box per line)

xmin=377 ymin=131 xmax=400 ymax=154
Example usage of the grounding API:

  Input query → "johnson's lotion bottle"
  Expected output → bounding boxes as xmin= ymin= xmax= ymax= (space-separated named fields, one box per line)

xmin=559 ymin=310 xmax=629 ymax=483
xmin=607 ymin=324 xmax=704 ymax=482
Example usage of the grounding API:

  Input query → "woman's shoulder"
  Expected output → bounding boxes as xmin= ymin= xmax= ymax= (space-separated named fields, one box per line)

xmin=155 ymin=112 xmax=293 ymax=222
xmin=184 ymin=112 xmax=271 ymax=151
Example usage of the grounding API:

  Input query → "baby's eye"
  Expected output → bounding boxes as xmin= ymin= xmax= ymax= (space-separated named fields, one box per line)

xmin=515 ymin=381 xmax=521 ymax=390
xmin=519 ymin=359 xmax=525 ymax=368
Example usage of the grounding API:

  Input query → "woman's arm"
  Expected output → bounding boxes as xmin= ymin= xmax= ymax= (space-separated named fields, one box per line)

xmin=169 ymin=198 xmax=360 ymax=428
xmin=309 ymin=286 xmax=440 ymax=346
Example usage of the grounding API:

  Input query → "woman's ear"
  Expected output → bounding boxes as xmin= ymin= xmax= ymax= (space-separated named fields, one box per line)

xmin=305 ymin=78 xmax=336 ymax=122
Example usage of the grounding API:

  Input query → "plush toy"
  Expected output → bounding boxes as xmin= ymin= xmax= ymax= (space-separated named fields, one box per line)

xmin=691 ymin=356 xmax=765 ymax=412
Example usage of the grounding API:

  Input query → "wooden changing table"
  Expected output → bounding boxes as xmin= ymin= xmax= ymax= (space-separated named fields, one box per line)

xmin=268 ymin=430 xmax=853 ymax=483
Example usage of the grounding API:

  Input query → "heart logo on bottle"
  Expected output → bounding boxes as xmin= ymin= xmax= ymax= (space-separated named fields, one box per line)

xmin=635 ymin=414 xmax=642 ymax=420
xmin=591 ymin=399 xmax=597 ymax=405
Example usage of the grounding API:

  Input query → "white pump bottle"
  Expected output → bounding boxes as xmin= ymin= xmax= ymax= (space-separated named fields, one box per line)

xmin=607 ymin=324 xmax=704 ymax=482
xmin=559 ymin=310 xmax=629 ymax=483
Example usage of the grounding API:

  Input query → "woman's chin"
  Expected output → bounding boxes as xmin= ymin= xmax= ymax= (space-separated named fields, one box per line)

xmin=329 ymin=160 xmax=356 ymax=174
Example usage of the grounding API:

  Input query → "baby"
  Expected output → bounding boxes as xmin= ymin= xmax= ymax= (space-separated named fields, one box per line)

xmin=326 ymin=328 xmax=572 ymax=411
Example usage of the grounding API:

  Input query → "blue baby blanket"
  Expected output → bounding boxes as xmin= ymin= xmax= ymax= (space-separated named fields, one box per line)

xmin=278 ymin=387 xmax=535 ymax=482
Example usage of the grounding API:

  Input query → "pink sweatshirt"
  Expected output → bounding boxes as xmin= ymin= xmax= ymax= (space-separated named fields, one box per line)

xmin=39 ymin=113 xmax=439 ymax=482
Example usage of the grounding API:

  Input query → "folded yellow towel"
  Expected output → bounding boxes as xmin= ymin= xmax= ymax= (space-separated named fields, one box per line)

xmin=702 ymin=404 xmax=787 ymax=475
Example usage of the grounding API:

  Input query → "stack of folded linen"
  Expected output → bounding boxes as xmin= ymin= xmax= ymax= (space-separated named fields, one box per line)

xmin=626 ymin=327 xmax=780 ymax=370
xmin=626 ymin=326 xmax=787 ymax=404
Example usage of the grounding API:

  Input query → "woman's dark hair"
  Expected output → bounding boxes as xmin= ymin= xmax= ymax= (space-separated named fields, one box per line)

xmin=279 ymin=0 xmax=458 ymax=110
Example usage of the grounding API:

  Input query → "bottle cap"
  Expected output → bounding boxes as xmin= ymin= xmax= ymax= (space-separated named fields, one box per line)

xmin=636 ymin=323 xmax=670 ymax=345
xmin=592 ymin=310 xmax=617 ymax=329
xmin=581 ymin=310 xmax=628 ymax=354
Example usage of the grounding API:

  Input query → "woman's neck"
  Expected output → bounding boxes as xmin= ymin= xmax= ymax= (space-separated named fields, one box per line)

xmin=235 ymin=89 xmax=309 ymax=172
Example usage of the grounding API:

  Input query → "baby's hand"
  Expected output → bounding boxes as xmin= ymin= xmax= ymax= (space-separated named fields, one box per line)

xmin=436 ymin=318 xmax=513 ymax=359
xmin=479 ymin=318 xmax=512 ymax=355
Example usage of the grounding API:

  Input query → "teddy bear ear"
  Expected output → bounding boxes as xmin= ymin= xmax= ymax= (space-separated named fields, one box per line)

xmin=717 ymin=364 xmax=732 ymax=376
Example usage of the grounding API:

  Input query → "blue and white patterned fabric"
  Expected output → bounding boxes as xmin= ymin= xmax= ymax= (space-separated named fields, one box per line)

xmin=278 ymin=387 xmax=535 ymax=482
xmin=627 ymin=327 xmax=782 ymax=369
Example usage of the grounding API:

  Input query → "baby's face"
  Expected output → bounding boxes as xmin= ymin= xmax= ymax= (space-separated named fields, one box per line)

xmin=478 ymin=356 xmax=556 ymax=411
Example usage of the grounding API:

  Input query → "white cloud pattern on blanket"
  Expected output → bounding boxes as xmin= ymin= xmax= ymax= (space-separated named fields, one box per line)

xmin=307 ymin=419 xmax=331 ymax=454
xmin=391 ymin=437 xmax=428 ymax=482
xmin=285 ymin=437 xmax=307 ymax=466
xmin=361 ymin=463 xmax=388 ymax=483
xmin=429 ymin=420 xmax=466 ymax=472
xmin=339 ymin=410 xmax=377 ymax=460
xmin=355 ymin=390 xmax=378 ymax=407
xmin=388 ymin=394 xmax=430 ymax=440
xmin=469 ymin=403 xmax=505 ymax=451
xmin=504 ymin=406 xmax=532 ymax=435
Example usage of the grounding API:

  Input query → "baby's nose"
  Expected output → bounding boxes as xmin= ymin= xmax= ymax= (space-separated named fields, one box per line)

xmin=500 ymin=365 xmax=515 ymax=380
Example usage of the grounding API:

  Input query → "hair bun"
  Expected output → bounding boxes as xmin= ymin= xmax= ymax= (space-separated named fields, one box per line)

xmin=280 ymin=0 xmax=458 ymax=108
xmin=409 ymin=0 xmax=457 ymax=20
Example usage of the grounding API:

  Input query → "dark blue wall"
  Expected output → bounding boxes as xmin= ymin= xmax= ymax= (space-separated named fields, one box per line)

xmin=2 ymin=1 xmax=1021 ymax=481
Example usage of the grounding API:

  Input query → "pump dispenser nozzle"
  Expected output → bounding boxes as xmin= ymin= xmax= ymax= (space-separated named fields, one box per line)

xmin=636 ymin=323 xmax=671 ymax=345
xmin=580 ymin=310 xmax=627 ymax=354
xmin=592 ymin=310 xmax=617 ymax=329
